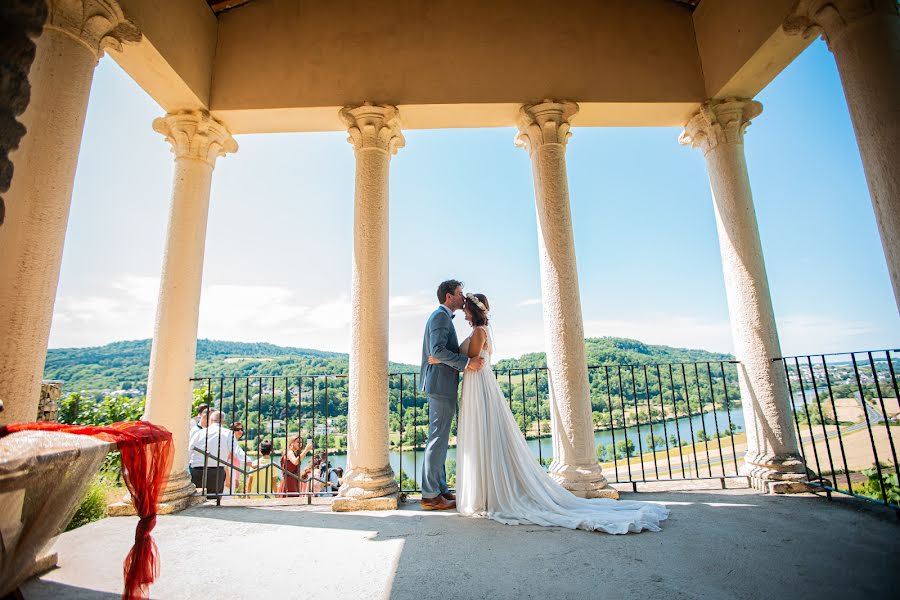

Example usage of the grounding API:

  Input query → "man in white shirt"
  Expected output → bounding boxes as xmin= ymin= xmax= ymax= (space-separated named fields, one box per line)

xmin=189 ymin=410 xmax=247 ymax=498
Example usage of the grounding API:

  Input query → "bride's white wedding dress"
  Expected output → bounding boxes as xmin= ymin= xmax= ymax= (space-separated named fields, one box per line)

xmin=455 ymin=327 xmax=670 ymax=534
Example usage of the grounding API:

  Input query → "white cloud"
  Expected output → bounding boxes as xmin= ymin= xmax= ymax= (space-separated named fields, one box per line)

xmin=583 ymin=314 xmax=734 ymax=354
xmin=49 ymin=276 xmax=898 ymax=368
xmin=517 ymin=298 xmax=542 ymax=307
xmin=776 ymin=314 xmax=892 ymax=356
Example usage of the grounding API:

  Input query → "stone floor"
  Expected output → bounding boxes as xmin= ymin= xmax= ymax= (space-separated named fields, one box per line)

xmin=21 ymin=488 xmax=900 ymax=600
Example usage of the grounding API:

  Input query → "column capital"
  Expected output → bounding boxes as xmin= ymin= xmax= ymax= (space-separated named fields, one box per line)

xmin=46 ymin=0 xmax=141 ymax=61
xmin=515 ymin=100 xmax=579 ymax=156
xmin=153 ymin=110 xmax=238 ymax=167
xmin=783 ymin=0 xmax=898 ymax=50
xmin=679 ymin=98 xmax=762 ymax=155
xmin=339 ymin=103 xmax=405 ymax=154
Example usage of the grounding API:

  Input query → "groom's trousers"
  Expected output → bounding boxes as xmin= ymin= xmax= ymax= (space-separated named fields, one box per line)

xmin=421 ymin=393 xmax=456 ymax=498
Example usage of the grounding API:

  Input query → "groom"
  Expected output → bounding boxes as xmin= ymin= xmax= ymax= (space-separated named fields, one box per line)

xmin=419 ymin=279 xmax=484 ymax=510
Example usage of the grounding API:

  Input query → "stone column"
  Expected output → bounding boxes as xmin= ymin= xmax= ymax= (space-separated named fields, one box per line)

xmin=785 ymin=1 xmax=900 ymax=312
xmin=137 ymin=110 xmax=237 ymax=513
xmin=680 ymin=98 xmax=809 ymax=492
xmin=333 ymin=103 xmax=403 ymax=512
xmin=515 ymin=100 xmax=617 ymax=499
xmin=0 ymin=0 xmax=139 ymax=426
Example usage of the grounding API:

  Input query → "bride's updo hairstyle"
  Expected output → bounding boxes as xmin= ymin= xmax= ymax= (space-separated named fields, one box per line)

xmin=466 ymin=293 xmax=490 ymax=327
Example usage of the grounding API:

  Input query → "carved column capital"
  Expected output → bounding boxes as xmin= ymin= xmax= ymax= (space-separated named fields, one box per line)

xmin=46 ymin=0 xmax=140 ymax=61
xmin=515 ymin=100 xmax=579 ymax=156
xmin=783 ymin=0 xmax=898 ymax=50
xmin=339 ymin=103 xmax=405 ymax=154
xmin=679 ymin=98 xmax=763 ymax=155
xmin=153 ymin=110 xmax=238 ymax=167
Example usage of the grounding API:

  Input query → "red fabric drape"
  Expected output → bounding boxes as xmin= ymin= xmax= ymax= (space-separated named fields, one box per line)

xmin=0 ymin=421 xmax=174 ymax=600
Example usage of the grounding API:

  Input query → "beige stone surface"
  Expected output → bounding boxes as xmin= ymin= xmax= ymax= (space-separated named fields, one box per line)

xmin=680 ymin=98 xmax=806 ymax=485
xmin=144 ymin=110 xmax=236 ymax=482
xmin=339 ymin=104 xmax=402 ymax=501
xmin=693 ymin=0 xmax=813 ymax=98
xmin=332 ymin=493 xmax=399 ymax=513
xmin=22 ymin=490 xmax=900 ymax=600
xmin=112 ymin=0 xmax=216 ymax=110
xmin=516 ymin=101 xmax=610 ymax=498
xmin=0 ymin=0 xmax=139 ymax=426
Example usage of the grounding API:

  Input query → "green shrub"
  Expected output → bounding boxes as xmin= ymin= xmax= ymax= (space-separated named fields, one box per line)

xmin=859 ymin=465 xmax=900 ymax=504
xmin=66 ymin=477 xmax=108 ymax=531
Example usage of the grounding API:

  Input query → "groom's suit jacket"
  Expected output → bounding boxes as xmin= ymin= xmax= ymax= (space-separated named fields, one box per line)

xmin=420 ymin=305 xmax=469 ymax=400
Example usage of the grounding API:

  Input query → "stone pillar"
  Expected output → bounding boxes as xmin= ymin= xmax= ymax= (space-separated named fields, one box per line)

xmin=785 ymin=1 xmax=900 ymax=312
xmin=0 ymin=0 xmax=139 ymax=426
xmin=680 ymin=98 xmax=809 ymax=492
xmin=333 ymin=103 xmax=403 ymax=512
xmin=515 ymin=100 xmax=617 ymax=499
xmin=138 ymin=110 xmax=237 ymax=513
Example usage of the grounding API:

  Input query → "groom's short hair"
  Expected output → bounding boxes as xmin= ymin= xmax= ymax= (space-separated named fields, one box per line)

xmin=437 ymin=279 xmax=463 ymax=303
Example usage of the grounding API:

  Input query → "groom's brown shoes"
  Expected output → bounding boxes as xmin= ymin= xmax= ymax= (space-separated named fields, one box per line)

xmin=421 ymin=496 xmax=455 ymax=511
xmin=441 ymin=491 xmax=456 ymax=501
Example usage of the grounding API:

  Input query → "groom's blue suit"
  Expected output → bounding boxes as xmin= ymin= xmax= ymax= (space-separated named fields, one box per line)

xmin=419 ymin=305 xmax=469 ymax=499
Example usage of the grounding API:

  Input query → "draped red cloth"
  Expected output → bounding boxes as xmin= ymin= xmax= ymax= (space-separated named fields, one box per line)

xmin=0 ymin=421 xmax=174 ymax=600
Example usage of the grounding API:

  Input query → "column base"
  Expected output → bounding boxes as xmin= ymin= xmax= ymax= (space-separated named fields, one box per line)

xmin=740 ymin=452 xmax=814 ymax=494
xmin=108 ymin=470 xmax=203 ymax=516
xmin=331 ymin=465 xmax=399 ymax=511
xmin=332 ymin=492 xmax=399 ymax=512
xmin=549 ymin=460 xmax=620 ymax=499
xmin=18 ymin=550 xmax=58 ymax=586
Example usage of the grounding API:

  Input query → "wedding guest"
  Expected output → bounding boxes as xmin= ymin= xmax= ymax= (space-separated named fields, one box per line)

xmin=317 ymin=453 xmax=343 ymax=495
xmin=189 ymin=410 xmax=247 ymax=498
xmin=300 ymin=454 xmax=324 ymax=494
xmin=278 ymin=436 xmax=313 ymax=496
xmin=189 ymin=404 xmax=209 ymax=431
xmin=224 ymin=421 xmax=247 ymax=494
xmin=247 ymin=439 xmax=278 ymax=497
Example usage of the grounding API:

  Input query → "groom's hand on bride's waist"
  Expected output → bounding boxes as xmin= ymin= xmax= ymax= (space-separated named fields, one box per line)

xmin=466 ymin=357 xmax=485 ymax=371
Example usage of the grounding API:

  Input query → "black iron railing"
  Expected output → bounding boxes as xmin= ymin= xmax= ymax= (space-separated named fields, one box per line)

xmin=393 ymin=360 xmax=745 ymax=494
xmin=191 ymin=361 xmax=745 ymax=500
xmin=189 ymin=375 xmax=347 ymax=503
xmin=775 ymin=349 xmax=900 ymax=512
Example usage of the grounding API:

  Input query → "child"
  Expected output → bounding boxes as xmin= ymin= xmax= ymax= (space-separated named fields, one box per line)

xmin=248 ymin=439 xmax=277 ymax=497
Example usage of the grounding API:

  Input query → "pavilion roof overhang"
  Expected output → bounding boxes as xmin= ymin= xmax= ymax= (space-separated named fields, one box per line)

xmin=112 ymin=0 xmax=812 ymax=134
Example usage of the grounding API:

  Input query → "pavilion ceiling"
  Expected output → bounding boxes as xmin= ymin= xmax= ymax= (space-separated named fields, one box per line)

xmin=207 ymin=0 xmax=701 ymax=16
xmin=208 ymin=0 xmax=255 ymax=14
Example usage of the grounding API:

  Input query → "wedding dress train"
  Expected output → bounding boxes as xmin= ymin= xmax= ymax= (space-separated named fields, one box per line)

xmin=455 ymin=329 xmax=670 ymax=534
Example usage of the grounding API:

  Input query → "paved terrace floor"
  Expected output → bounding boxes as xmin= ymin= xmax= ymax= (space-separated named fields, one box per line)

xmin=22 ymin=488 xmax=900 ymax=600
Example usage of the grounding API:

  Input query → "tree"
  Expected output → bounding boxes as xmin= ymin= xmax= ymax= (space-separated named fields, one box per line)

xmin=596 ymin=444 xmax=608 ymax=461
xmin=616 ymin=439 xmax=636 ymax=458
xmin=645 ymin=434 xmax=664 ymax=450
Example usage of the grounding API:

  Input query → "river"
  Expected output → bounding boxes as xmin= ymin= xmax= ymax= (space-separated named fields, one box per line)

xmin=310 ymin=407 xmax=745 ymax=484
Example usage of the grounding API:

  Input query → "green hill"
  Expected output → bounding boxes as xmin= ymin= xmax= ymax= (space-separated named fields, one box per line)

xmin=495 ymin=337 xmax=733 ymax=370
xmin=44 ymin=337 xmax=732 ymax=393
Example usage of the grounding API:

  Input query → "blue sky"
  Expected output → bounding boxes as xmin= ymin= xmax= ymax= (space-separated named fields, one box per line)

xmin=49 ymin=39 xmax=899 ymax=364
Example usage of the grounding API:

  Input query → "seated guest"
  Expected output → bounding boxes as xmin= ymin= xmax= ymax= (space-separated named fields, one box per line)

xmin=189 ymin=410 xmax=247 ymax=498
xmin=316 ymin=453 xmax=343 ymax=496
xmin=247 ymin=439 xmax=278 ymax=497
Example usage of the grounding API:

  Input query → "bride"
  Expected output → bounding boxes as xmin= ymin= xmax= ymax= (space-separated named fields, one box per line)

xmin=430 ymin=292 xmax=669 ymax=534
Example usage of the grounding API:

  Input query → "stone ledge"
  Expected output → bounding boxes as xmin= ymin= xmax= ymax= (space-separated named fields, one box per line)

xmin=331 ymin=493 xmax=399 ymax=512
xmin=108 ymin=494 xmax=205 ymax=517
xmin=23 ymin=551 xmax=58 ymax=581
xmin=768 ymin=480 xmax=819 ymax=494
xmin=588 ymin=488 xmax=621 ymax=500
